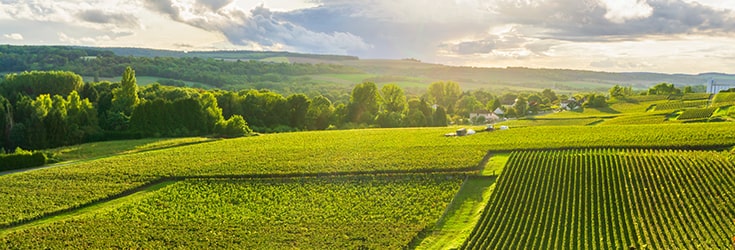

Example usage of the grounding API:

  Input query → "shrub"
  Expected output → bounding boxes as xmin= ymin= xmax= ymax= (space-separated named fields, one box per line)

xmin=0 ymin=148 xmax=47 ymax=171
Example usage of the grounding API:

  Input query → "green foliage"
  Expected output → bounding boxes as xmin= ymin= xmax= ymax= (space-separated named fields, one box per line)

xmin=647 ymin=82 xmax=682 ymax=96
xmin=0 ymin=175 xmax=462 ymax=249
xmin=306 ymin=95 xmax=333 ymax=130
xmin=286 ymin=94 xmax=310 ymax=130
xmin=512 ymin=96 xmax=528 ymax=117
xmin=455 ymin=95 xmax=483 ymax=117
xmin=608 ymin=84 xmax=634 ymax=99
xmin=380 ymin=84 xmax=407 ymax=113
xmin=215 ymin=115 xmax=251 ymax=138
xmin=347 ymin=82 xmax=380 ymax=125
xmin=111 ymin=66 xmax=139 ymax=117
xmin=1 ymin=71 xmax=83 ymax=101
xmin=427 ymin=81 xmax=461 ymax=113
xmin=0 ymin=147 xmax=46 ymax=171
xmin=463 ymin=148 xmax=735 ymax=249
xmin=582 ymin=93 xmax=608 ymax=108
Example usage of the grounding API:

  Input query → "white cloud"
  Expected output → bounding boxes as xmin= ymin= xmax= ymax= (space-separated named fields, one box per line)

xmin=3 ymin=33 xmax=23 ymax=40
xmin=598 ymin=0 xmax=654 ymax=23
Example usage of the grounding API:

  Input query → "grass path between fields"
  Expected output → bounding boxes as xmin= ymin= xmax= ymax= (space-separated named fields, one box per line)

xmin=413 ymin=152 xmax=510 ymax=249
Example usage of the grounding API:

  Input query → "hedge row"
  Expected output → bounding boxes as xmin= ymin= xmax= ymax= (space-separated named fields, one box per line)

xmin=0 ymin=152 xmax=47 ymax=171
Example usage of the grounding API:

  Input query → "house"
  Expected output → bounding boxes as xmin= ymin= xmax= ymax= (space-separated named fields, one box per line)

xmin=706 ymin=79 xmax=735 ymax=94
xmin=560 ymin=97 xmax=580 ymax=110
xmin=470 ymin=110 xmax=500 ymax=123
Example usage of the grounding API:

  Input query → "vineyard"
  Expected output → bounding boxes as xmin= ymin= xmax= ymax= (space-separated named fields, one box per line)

xmin=677 ymin=107 xmax=718 ymax=120
xmin=1 ymin=124 xmax=735 ymax=248
xmin=463 ymin=149 xmax=735 ymax=249
xmin=653 ymin=100 xmax=709 ymax=111
xmin=713 ymin=92 xmax=735 ymax=106
xmin=0 ymin=175 xmax=463 ymax=248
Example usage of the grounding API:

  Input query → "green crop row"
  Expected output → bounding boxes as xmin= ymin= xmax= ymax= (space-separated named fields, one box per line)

xmin=0 ymin=175 xmax=463 ymax=249
xmin=654 ymin=100 xmax=709 ymax=111
xmin=678 ymin=107 xmax=717 ymax=120
xmin=2 ymin=124 xmax=735 ymax=228
xmin=462 ymin=148 xmax=735 ymax=249
xmin=713 ymin=92 xmax=735 ymax=104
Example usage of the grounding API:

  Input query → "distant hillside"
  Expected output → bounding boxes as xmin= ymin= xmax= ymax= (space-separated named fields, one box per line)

xmin=4 ymin=45 xmax=734 ymax=93
xmin=82 ymin=47 xmax=358 ymax=61
xmin=338 ymin=59 xmax=731 ymax=92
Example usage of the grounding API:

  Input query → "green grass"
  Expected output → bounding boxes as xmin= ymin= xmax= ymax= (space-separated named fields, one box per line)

xmin=482 ymin=153 xmax=510 ymax=176
xmin=416 ymin=177 xmax=497 ymax=249
xmin=1 ymin=175 xmax=462 ymax=249
xmin=44 ymin=137 xmax=215 ymax=163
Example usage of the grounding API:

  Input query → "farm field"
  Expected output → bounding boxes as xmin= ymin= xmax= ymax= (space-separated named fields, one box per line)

xmin=0 ymin=175 xmax=463 ymax=249
xmin=463 ymin=148 xmax=735 ymax=249
xmin=3 ymin=124 xmax=735 ymax=228
xmin=1 ymin=122 xmax=735 ymax=248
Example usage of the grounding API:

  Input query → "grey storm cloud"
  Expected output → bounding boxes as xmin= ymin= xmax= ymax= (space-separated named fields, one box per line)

xmin=77 ymin=10 xmax=140 ymax=28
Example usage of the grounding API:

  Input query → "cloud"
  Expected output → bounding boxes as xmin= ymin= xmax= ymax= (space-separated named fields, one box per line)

xmin=76 ymin=9 xmax=141 ymax=29
xmin=491 ymin=0 xmax=735 ymax=40
xmin=3 ymin=33 xmax=23 ymax=40
xmin=141 ymin=1 xmax=372 ymax=54
xmin=590 ymin=58 xmax=652 ymax=69
xmin=598 ymin=0 xmax=653 ymax=23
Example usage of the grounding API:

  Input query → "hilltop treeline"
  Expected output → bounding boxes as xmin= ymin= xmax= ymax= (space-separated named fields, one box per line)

xmin=0 ymin=45 xmax=359 ymax=90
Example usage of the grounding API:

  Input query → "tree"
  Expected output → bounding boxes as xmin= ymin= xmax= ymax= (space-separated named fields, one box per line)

xmin=427 ymin=81 xmax=461 ymax=114
xmin=583 ymin=93 xmax=608 ymax=108
xmin=111 ymin=66 xmax=140 ymax=117
xmin=455 ymin=95 xmax=483 ymax=117
xmin=432 ymin=106 xmax=448 ymax=127
xmin=380 ymin=84 xmax=407 ymax=113
xmin=647 ymin=82 xmax=681 ymax=96
xmin=513 ymin=96 xmax=528 ymax=117
xmin=541 ymin=89 xmax=558 ymax=103
xmin=0 ymin=95 xmax=12 ymax=151
xmin=347 ymin=82 xmax=380 ymax=125
xmin=486 ymin=98 xmax=502 ymax=112
xmin=215 ymin=115 xmax=251 ymax=138
xmin=287 ymin=94 xmax=310 ymax=130
xmin=683 ymin=85 xmax=693 ymax=94
xmin=306 ymin=95 xmax=334 ymax=130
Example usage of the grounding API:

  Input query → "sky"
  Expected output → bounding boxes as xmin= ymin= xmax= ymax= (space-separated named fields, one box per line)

xmin=1 ymin=0 xmax=734 ymax=74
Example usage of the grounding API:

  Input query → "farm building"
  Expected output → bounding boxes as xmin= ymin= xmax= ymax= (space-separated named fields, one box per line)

xmin=706 ymin=79 xmax=735 ymax=93
xmin=470 ymin=110 xmax=500 ymax=123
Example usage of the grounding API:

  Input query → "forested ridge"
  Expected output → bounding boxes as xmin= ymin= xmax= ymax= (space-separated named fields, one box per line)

xmin=0 ymin=45 xmax=359 ymax=90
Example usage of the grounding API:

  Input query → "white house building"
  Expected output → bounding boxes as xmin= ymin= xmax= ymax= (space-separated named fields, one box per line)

xmin=706 ymin=79 xmax=735 ymax=94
